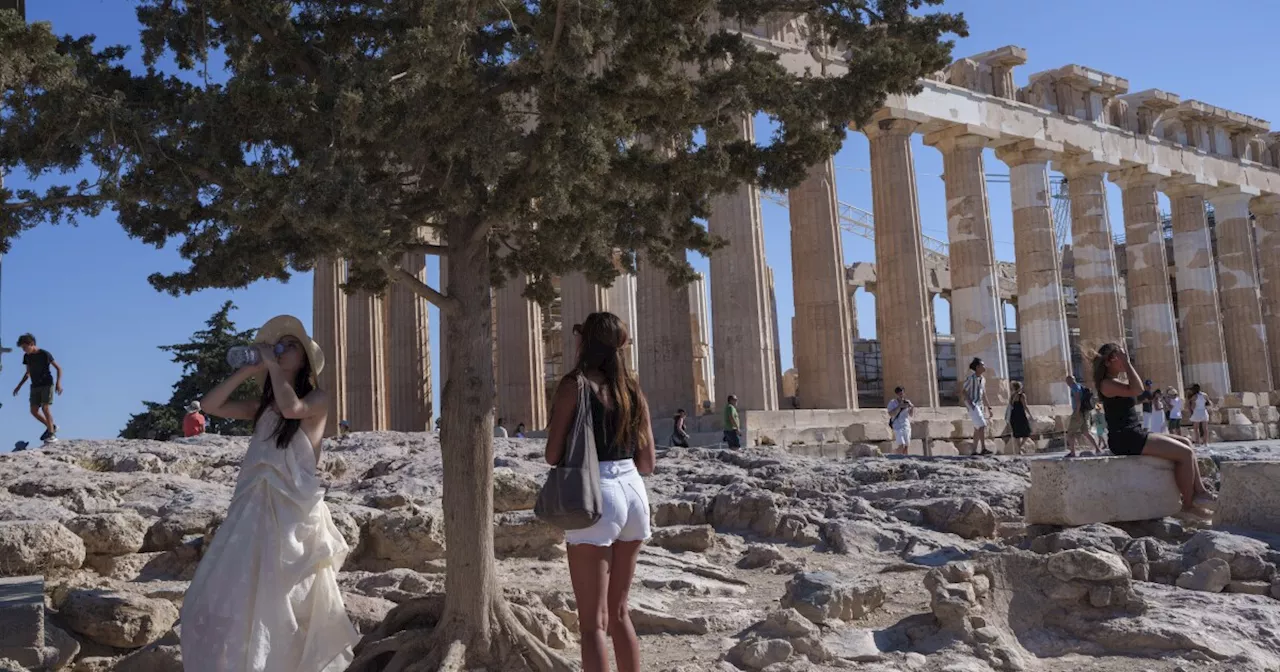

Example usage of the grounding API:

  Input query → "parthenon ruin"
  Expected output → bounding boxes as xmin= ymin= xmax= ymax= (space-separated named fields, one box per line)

xmin=313 ymin=29 xmax=1280 ymax=436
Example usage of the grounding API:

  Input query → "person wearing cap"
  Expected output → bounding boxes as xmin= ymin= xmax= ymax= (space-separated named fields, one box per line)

xmin=1138 ymin=379 xmax=1155 ymax=431
xmin=182 ymin=400 xmax=207 ymax=438
xmin=181 ymin=315 xmax=357 ymax=671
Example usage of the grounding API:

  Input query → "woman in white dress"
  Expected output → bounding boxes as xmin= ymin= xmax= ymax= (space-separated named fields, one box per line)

xmin=181 ymin=315 xmax=358 ymax=672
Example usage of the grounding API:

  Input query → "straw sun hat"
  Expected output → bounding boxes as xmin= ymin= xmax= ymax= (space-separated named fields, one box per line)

xmin=254 ymin=315 xmax=325 ymax=377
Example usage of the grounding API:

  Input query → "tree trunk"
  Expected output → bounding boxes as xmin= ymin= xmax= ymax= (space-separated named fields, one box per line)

xmin=356 ymin=223 xmax=572 ymax=672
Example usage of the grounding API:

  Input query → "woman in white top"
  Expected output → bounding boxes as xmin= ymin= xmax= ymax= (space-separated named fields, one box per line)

xmin=181 ymin=315 xmax=358 ymax=672
xmin=1188 ymin=384 xmax=1212 ymax=446
xmin=1166 ymin=388 xmax=1184 ymax=437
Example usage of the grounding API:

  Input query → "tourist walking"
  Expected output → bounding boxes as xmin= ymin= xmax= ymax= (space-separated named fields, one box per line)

xmin=962 ymin=358 xmax=994 ymax=456
xmin=1064 ymin=374 xmax=1097 ymax=457
xmin=1166 ymin=388 xmax=1183 ymax=437
xmin=1006 ymin=381 xmax=1035 ymax=455
xmin=1092 ymin=402 xmax=1108 ymax=453
xmin=671 ymin=409 xmax=691 ymax=448
xmin=886 ymin=387 xmax=914 ymax=455
xmin=1150 ymin=389 xmax=1168 ymax=433
xmin=723 ymin=395 xmax=742 ymax=449
xmin=544 ymin=312 xmax=655 ymax=672
xmin=1138 ymin=379 xmax=1155 ymax=431
xmin=11 ymin=334 xmax=62 ymax=443
xmin=183 ymin=401 xmax=207 ymax=438
xmin=1188 ymin=384 xmax=1212 ymax=446
xmin=181 ymin=315 xmax=357 ymax=671
xmin=1092 ymin=343 xmax=1214 ymax=518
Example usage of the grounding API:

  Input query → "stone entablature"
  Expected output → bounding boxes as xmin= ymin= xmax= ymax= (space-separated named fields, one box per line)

xmin=1022 ymin=64 xmax=1129 ymax=126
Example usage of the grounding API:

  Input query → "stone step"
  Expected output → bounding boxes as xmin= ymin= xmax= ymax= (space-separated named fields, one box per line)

xmin=1214 ymin=461 xmax=1280 ymax=534
xmin=1024 ymin=456 xmax=1181 ymax=526
xmin=0 ymin=575 xmax=46 ymax=667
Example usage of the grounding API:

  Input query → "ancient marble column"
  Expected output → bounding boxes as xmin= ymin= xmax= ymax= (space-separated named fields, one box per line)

xmin=689 ymin=274 xmax=715 ymax=411
xmin=1165 ymin=180 xmax=1230 ymax=398
xmin=767 ymin=266 xmax=784 ymax=402
xmin=864 ymin=116 xmax=938 ymax=406
xmin=386 ymin=253 xmax=432 ymax=431
xmin=788 ymin=157 xmax=858 ymax=409
xmin=996 ymin=140 xmax=1071 ymax=405
xmin=345 ymin=290 xmax=389 ymax=431
xmin=924 ymin=126 xmax=1009 ymax=403
xmin=312 ymin=258 xmax=348 ymax=436
xmin=559 ymin=272 xmax=609 ymax=370
xmin=495 ymin=274 xmax=547 ymax=430
xmin=606 ymin=274 xmax=639 ymax=373
xmin=1110 ymin=168 xmax=1182 ymax=396
xmin=1254 ymin=196 xmax=1280 ymax=387
xmin=708 ymin=116 xmax=779 ymax=411
xmin=1208 ymin=187 xmax=1272 ymax=392
xmin=1062 ymin=162 xmax=1126 ymax=348
xmin=636 ymin=259 xmax=699 ymax=420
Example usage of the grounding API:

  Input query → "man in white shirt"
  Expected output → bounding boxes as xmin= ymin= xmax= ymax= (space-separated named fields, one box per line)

xmin=494 ymin=417 xmax=509 ymax=439
xmin=886 ymin=386 xmax=915 ymax=455
xmin=962 ymin=357 xmax=994 ymax=456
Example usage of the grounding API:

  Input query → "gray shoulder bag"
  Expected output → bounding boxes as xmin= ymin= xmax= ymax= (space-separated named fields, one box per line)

xmin=535 ymin=374 xmax=604 ymax=530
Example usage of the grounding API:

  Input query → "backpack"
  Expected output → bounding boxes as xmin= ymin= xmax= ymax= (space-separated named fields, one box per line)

xmin=1077 ymin=386 xmax=1094 ymax=415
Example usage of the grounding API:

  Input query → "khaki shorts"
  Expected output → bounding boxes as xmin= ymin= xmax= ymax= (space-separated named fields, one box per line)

xmin=29 ymin=385 xmax=53 ymax=407
xmin=1068 ymin=411 xmax=1091 ymax=435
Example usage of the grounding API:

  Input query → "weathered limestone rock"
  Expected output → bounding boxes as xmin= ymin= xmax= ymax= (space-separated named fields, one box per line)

xmin=66 ymin=511 xmax=149 ymax=556
xmin=0 ymin=521 xmax=85 ymax=576
xmin=113 ymin=645 xmax=183 ymax=672
xmin=781 ymin=571 xmax=884 ymax=624
xmin=1215 ymin=461 xmax=1280 ymax=534
xmin=493 ymin=511 xmax=565 ymax=560
xmin=491 ymin=468 xmax=540 ymax=513
xmin=1176 ymin=558 xmax=1231 ymax=593
xmin=342 ymin=592 xmax=398 ymax=634
xmin=738 ymin=544 xmax=786 ymax=570
xmin=1024 ymin=456 xmax=1181 ymax=525
xmin=0 ymin=577 xmax=47 ymax=669
xmin=649 ymin=525 xmax=716 ymax=553
xmin=1046 ymin=549 xmax=1131 ymax=582
xmin=357 ymin=508 xmax=446 ymax=571
xmin=59 ymin=589 xmax=179 ymax=649
xmin=727 ymin=638 xmax=793 ymax=670
xmin=920 ymin=498 xmax=998 ymax=539
xmin=1184 ymin=530 xmax=1276 ymax=581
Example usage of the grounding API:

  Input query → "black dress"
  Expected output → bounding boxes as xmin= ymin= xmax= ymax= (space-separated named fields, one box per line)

xmin=1100 ymin=386 xmax=1148 ymax=455
xmin=1009 ymin=394 xmax=1032 ymax=439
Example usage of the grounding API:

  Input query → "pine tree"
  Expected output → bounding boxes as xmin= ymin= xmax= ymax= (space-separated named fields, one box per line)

xmin=120 ymin=301 xmax=259 ymax=440
xmin=3 ymin=2 xmax=966 ymax=668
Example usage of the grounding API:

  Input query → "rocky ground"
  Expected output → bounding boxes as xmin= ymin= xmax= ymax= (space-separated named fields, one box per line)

xmin=2 ymin=432 xmax=1280 ymax=671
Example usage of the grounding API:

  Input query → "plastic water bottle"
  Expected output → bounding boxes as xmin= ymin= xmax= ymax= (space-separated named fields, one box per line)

xmin=227 ymin=345 xmax=262 ymax=369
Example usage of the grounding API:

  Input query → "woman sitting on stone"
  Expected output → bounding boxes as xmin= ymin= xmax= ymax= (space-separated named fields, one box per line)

xmin=545 ymin=312 xmax=656 ymax=672
xmin=1092 ymin=342 xmax=1214 ymax=518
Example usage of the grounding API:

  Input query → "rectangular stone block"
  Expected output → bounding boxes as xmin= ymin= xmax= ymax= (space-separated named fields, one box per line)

xmin=928 ymin=440 xmax=959 ymax=456
xmin=1223 ymin=392 xmax=1259 ymax=408
xmin=911 ymin=420 xmax=955 ymax=439
xmin=844 ymin=422 xmax=892 ymax=443
xmin=0 ymin=575 xmax=44 ymax=665
xmin=1024 ymin=457 xmax=1182 ymax=526
xmin=1210 ymin=424 xmax=1266 ymax=442
xmin=1214 ymin=461 xmax=1280 ymax=533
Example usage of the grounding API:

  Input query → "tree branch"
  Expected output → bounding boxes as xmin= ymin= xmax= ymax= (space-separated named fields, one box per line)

xmin=406 ymin=242 xmax=448 ymax=256
xmin=379 ymin=257 xmax=460 ymax=314
xmin=543 ymin=0 xmax=567 ymax=72
xmin=1 ymin=193 xmax=104 ymax=211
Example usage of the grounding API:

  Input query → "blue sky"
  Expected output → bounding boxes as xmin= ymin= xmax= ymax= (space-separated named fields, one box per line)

xmin=3 ymin=1 xmax=1278 ymax=448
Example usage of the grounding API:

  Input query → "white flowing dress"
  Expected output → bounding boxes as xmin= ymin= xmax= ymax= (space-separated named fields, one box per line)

xmin=181 ymin=408 xmax=358 ymax=672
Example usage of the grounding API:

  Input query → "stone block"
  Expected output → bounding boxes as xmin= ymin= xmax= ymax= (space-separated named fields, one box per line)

xmin=1210 ymin=424 xmax=1265 ymax=443
xmin=1214 ymin=461 xmax=1280 ymax=534
xmin=1223 ymin=392 xmax=1259 ymax=408
xmin=905 ymin=440 xmax=926 ymax=456
xmin=0 ymin=576 xmax=45 ymax=666
xmin=952 ymin=419 xmax=975 ymax=438
xmin=1209 ymin=410 xmax=1223 ymax=425
xmin=1024 ymin=456 xmax=1182 ymax=526
xmin=929 ymin=441 xmax=959 ymax=457
xmin=1258 ymin=392 xmax=1272 ymax=406
xmin=911 ymin=420 xmax=955 ymax=440
xmin=1225 ymin=408 xmax=1254 ymax=425
xmin=843 ymin=422 xmax=891 ymax=443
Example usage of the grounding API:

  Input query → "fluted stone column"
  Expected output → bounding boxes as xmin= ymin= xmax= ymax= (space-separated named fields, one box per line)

xmin=312 ymin=258 xmax=348 ymax=436
xmin=1208 ymin=188 xmax=1271 ymax=392
xmin=1254 ymin=196 xmax=1280 ymax=387
xmin=386 ymin=253 xmax=432 ymax=431
xmin=788 ymin=157 xmax=858 ymax=409
xmin=1165 ymin=181 xmax=1230 ymax=398
xmin=1061 ymin=162 xmax=1126 ymax=348
xmin=708 ymin=117 xmax=779 ymax=411
xmin=346 ymin=290 xmax=389 ymax=431
xmin=606 ymin=274 xmax=638 ymax=372
xmin=925 ymin=126 xmax=1009 ymax=403
xmin=996 ymin=140 xmax=1071 ymax=405
xmin=559 ymin=272 xmax=609 ymax=370
xmin=767 ymin=266 xmax=784 ymax=402
xmin=636 ymin=259 xmax=699 ymax=420
xmin=864 ymin=116 xmax=938 ymax=406
xmin=689 ymin=274 xmax=715 ymax=411
xmin=495 ymin=275 xmax=547 ymax=430
xmin=1111 ymin=168 xmax=1182 ymax=395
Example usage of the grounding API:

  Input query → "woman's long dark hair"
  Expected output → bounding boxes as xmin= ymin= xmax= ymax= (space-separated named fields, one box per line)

xmin=574 ymin=312 xmax=642 ymax=450
xmin=1091 ymin=342 xmax=1121 ymax=394
xmin=254 ymin=356 xmax=315 ymax=449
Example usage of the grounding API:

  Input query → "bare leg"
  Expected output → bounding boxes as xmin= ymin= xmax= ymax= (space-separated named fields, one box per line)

xmin=29 ymin=405 xmax=48 ymax=431
xmin=974 ymin=427 xmax=986 ymax=455
xmin=567 ymin=543 xmax=612 ymax=672
xmin=41 ymin=405 xmax=55 ymax=433
xmin=1142 ymin=434 xmax=1206 ymax=512
xmin=606 ymin=540 xmax=644 ymax=672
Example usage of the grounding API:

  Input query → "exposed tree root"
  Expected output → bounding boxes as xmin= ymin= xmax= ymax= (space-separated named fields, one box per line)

xmin=347 ymin=592 xmax=578 ymax=672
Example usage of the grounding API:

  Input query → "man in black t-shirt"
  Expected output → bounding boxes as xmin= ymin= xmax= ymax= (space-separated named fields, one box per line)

xmin=12 ymin=333 xmax=63 ymax=442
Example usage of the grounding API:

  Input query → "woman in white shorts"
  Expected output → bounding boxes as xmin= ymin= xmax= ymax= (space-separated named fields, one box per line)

xmin=545 ymin=312 xmax=655 ymax=672
xmin=1188 ymin=383 xmax=1212 ymax=446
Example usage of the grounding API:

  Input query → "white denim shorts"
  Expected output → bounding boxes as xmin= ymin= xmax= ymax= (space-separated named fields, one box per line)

xmin=564 ymin=459 xmax=651 ymax=547
xmin=967 ymin=405 xmax=988 ymax=429
xmin=893 ymin=424 xmax=912 ymax=446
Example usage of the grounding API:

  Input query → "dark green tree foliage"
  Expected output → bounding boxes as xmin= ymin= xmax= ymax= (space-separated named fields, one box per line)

xmin=120 ymin=301 xmax=259 ymax=440
xmin=2 ymin=3 xmax=964 ymax=669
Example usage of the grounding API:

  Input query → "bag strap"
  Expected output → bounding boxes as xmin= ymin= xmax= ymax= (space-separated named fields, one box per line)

xmin=558 ymin=372 xmax=595 ymax=468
